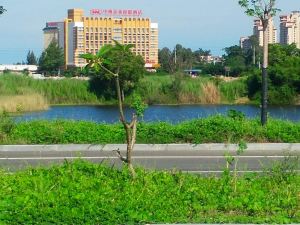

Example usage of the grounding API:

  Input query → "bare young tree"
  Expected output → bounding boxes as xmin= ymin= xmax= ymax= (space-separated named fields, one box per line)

xmin=80 ymin=41 xmax=146 ymax=178
xmin=239 ymin=0 xmax=280 ymax=125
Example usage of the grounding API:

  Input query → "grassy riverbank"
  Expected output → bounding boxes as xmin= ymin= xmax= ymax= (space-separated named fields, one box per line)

xmin=0 ymin=73 xmax=248 ymax=112
xmin=0 ymin=74 xmax=101 ymax=107
xmin=0 ymin=160 xmax=299 ymax=224
xmin=2 ymin=115 xmax=299 ymax=144
xmin=137 ymin=74 xmax=248 ymax=104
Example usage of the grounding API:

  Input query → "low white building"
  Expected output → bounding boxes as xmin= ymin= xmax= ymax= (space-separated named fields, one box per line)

xmin=0 ymin=65 xmax=38 ymax=73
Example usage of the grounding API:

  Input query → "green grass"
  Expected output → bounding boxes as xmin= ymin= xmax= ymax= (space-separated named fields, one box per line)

xmin=0 ymin=73 xmax=249 ymax=106
xmin=5 ymin=116 xmax=300 ymax=144
xmin=137 ymin=74 xmax=248 ymax=104
xmin=0 ymin=74 xmax=101 ymax=104
xmin=0 ymin=160 xmax=299 ymax=224
xmin=219 ymin=77 xmax=248 ymax=103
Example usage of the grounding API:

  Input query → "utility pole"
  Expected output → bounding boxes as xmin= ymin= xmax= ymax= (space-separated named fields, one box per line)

xmin=174 ymin=46 xmax=177 ymax=65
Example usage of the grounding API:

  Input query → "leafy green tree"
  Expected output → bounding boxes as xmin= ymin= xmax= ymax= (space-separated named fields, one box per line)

xmin=193 ymin=48 xmax=211 ymax=65
xmin=247 ymin=44 xmax=300 ymax=105
xmin=239 ymin=0 xmax=280 ymax=125
xmin=223 ymin=45 xmax=247 ymax=76
xmin=103 ymin=45 xmax=145 ymax=101
xmin=158 ymin=47 xmax=174 ymax=73
xmin=80 ymin=41 xmax=146 ymax=177
xmin=174 ymin=44 xmax=194 ymax=71
xmin=26 ymin=50 xmax=37 ymax=65
xmin=0 ymin=6 xmax=6 ymax=15
xmin=38 ymin=41 xmax=64 ymax=75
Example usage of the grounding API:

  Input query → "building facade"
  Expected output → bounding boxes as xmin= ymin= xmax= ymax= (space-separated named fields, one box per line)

xmin=240 ymin=36 xmax=252 ymax=51
xmin=43 ymin=9 xmax=159 ymax=69
xmin=280 ymin=11 xmax=300 ymax=48
xmin=253 ymin=18 xmax=277 ymax=46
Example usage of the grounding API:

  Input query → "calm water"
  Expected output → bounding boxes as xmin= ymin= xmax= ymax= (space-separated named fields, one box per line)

xmin=14 ymin=105 xmax=300 ymax=123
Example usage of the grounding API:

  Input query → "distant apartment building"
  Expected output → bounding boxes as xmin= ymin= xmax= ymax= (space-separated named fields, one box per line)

xmin=280 ymin=11 xmax=300 ymax=48
xmin=200 ymin=55 xmax=223 ymax=64
xmin=240 ymin=36 xmax=252 ymax=51
xmin=253 ymin=18 xmax=277 ymax=46
xmin=43 ymin=9 xmax=159 ymax=69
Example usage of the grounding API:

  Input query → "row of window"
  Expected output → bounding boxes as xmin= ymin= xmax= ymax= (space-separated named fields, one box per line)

xmin=85 ymin=27 xmax=150 ymax=33
xmin=86 ymin=35 xmax=151 ymax=41
xmin=84 ymin=42 xmax=152 ymax=48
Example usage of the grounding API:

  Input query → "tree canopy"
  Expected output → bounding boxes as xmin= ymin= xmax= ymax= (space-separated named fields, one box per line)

xmin=38 ymin=41 xmax=64 ymax=75
xmin=247 ymin=44 xmax=300 ymax=105
xmin=84 ymin=42 xmax=145 ymax=99
xmin=0 ymin=6 xmax=6 ymax=15
xmin=238 ymin=0 xmax=279 ymax=20
xmin=26 ymin=50 xmax=38 ymax=65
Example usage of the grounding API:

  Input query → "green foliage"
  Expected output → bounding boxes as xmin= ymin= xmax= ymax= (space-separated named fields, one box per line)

xmin=26 ymin=50 xmax=37 ymax=65
xmin=0 ymin=160 xmax=299 ymax=224
xmin=130 ymin=94 xmax=148 ymax=117
xmin=246 ymin=44 xmax=300 ymax=105
xmin=238 ymin=0 xmax=280 ymax=18
xmin=0 ymin=74 xmax=100 ymax=104
xmin=219 ymin=78 xmax=248 ymax=102
xmin=223 ymin=45 xmax=247 ymax=76
xmin=81 ymin=42 xmax=145 ymax=99
xmin=39 ymin=41 xmax=64 ymax=75
xmin=158 ymin=44 xmax=196 ymax=73
xmin=227 ymin=109 xmax=246 ymax=120
xmin=158 ymin=47 xmax=174 ymax=73
xmin=0 ymin=6 xmax=6 ymax=15
xmin=0 ymin=111 xmax=14 ymax=142
xmin=8 ymin=116 xmax=300 ymax=144
xmin=136 ymin=75 xmax=175 ymax=104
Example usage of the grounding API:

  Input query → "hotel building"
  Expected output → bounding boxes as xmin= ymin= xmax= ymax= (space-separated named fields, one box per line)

xmin=253 ymin=18 xmax=278 ymax=46
xmin=43 ymin=9 xmax=159 ymax=69
xmin=280 ymin=11 xmax=300 ymax=48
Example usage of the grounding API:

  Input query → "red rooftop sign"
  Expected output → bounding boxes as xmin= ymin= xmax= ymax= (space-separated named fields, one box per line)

xmin=90 ymin=9 xmax=143 ymax=17
xmin=47 ymin=22 xmax=58 ymax=27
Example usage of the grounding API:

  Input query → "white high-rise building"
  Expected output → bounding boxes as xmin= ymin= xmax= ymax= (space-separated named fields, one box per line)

xmin=240 ymin=36 xmax=252 ymax=51
xmin=280 ymin=11 xmax=300 ymax=48
xmin=253 ymin=18 xmax=277 ymax=46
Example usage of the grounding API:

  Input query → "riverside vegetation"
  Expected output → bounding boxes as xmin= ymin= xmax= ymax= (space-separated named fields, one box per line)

xmin=0 ymin=73 xmax=248 ymax=113
xmin=1 ymin=112 xmax=300 ymax=144
xmin=0 ymin=159 xmax=299 ymax=224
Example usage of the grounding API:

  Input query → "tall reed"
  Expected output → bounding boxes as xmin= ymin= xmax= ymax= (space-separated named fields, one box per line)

xmin=0 ymin=94 xmax=49 ymax=113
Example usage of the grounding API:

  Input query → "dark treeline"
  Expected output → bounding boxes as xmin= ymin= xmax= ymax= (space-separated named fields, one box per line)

xmin=158 ymin=37 xmax=261 ymax=76
xmin=159 ymin=41 xmax=300 ymax=105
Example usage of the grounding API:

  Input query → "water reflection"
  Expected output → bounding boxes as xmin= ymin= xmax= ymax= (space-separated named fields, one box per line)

xmin=14 ymin=105 xmax=300 ymax=123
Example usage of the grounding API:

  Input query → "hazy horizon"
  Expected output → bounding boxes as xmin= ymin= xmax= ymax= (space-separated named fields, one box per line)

xmin=0 ymin=0 xmax=299 ymax=64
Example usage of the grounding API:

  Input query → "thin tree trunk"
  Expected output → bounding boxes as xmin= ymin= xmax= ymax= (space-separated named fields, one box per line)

xmin=115 ymin=76 xmax=136 ymax=177
xmin=261 ymin=19 xmax=269 ymax=126
xmin=252 ymin=45 xmax=256 ymax=66
xmin=121 ymin=89 xmax=125 ymax=103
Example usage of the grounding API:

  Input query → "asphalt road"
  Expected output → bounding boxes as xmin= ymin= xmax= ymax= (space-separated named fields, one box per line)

xmin=0 ymin=144 xmax=299 ymax=174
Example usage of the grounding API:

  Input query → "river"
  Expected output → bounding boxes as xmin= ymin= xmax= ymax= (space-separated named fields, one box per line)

xmin=13 ymin=104 xmax=300 ymax=123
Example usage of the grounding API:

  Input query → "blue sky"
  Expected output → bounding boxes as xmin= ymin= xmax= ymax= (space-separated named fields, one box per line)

xmin=0 ymin=0 xmax=299 ymax=64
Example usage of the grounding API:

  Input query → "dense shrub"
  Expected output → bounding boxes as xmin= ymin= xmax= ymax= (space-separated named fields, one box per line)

xmin=8 ymin=116 xmax=300 ymax=144
xmin=0 ymin=160 xmax=299 ymax=224
xmin=0 ymin=112 xmax=14 ymax=141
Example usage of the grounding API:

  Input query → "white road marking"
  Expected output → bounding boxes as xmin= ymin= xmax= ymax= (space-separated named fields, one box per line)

xmin=0 ymin=155 xmax=294 ymax=160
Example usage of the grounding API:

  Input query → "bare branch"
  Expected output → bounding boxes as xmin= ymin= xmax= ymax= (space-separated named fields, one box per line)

xmin=113 ymin=149 xmax=128 ymax=163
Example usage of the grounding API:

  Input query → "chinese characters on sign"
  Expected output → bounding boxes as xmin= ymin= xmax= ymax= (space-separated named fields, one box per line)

xmin=47 ymin=22 xmax=58 ymax=27
xmin=90 ymin=9 xmax=143 ymax=17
